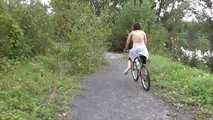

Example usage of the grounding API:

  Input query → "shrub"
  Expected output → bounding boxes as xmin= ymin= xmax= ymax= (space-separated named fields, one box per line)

xmin=172 ymin=47 xmax=213 ymax=71
xmin=68 ymin=9 xmax=109 ymax=74
xmin=52 ymin=0 xmax=110 ymax=74
xmin=0 ymin=1 xmax=53 ymax=60
xmin=208 ymin=30 xmax=213 ymax=72
xmin=149 ymin=24 xmax=168 ymax=53
xmin=150 ymin=55 xmax=213 ymax=118
xmin=108 ymin=0 xmax=156 ymax=51
xmin=0 ymin=13 xmax=28 ymax=59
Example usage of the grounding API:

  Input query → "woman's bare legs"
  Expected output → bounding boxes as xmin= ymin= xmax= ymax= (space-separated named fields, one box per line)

xmin=124 ymin=59 xmax=132 ymax=75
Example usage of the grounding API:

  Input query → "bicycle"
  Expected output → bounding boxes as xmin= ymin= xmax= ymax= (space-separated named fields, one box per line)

xmin=130 ymin=53 xmax=150 ymax=91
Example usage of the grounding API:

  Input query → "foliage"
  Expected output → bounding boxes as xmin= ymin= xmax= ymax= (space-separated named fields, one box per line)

xmin=108 ymin=0 xmax=159 ymax=51
xmin=0 ymin=0 xmax=213 ymax=119
xmin=177 ymin=32 xmax=209 ymax=51
xmin=0 ymin=0 xmax=53 ymax=59
xmin=52 ymin=0 xmax=110 ymax=74
xmin=0 ymin=53 xmax=81 ymax=120
xmin=148 ymin=23 xmax=168 ymax=53
xmin=0 ymin=0 xmax=109 ymax=119
xmin=150 ymin=55 xmax=213 ymax=119
xmin=0 ymin=13 xmax=26 ymax=59
xmin=185 ymin=0 xmax=213 ymax=71
xmin=172 ymin=23 xmax=210 ymax=69
xmin=207 ymin=26 xmax=213 ymax=71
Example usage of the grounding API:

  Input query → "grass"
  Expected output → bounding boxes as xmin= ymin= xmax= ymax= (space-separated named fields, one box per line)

xmin=0 ymin=40 xmax=106 ymax=120
xmin=0 ymin=54 xmax=82 ymax=120
xmin=150 ymin=55 xmax=213 ymax=119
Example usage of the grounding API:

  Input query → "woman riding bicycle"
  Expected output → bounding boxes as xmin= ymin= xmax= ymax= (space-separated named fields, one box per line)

xmin=124 ymin=23 xmax=149 ymax=74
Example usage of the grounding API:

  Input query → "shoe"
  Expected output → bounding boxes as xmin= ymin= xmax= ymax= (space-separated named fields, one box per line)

xmin=124 ymin=68 xmax=130 ymax=75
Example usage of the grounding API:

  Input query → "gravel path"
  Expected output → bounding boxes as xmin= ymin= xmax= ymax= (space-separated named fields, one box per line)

xmin=66 ymin=53 xmax=193 ymax=120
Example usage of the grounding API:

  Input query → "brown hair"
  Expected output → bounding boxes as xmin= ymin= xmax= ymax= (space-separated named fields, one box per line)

xmin=132 ymin=23 xmax=141 ymax=31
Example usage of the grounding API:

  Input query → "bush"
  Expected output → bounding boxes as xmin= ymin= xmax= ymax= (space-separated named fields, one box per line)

xmin=0 ymin=13 xmax=28 ymax=59
xmin=0 ymin=54 xmax=81 ymax=120
xmin=68 ymin=9 xmax=109 ymax=74
xmin=208 ymin=56 xmax=213 ymax=72
xmin=149 ymin=24 xmax=168 ymax=53
xmin=108 ymin=0 xmax=155 ymax=51
xmin=107 ymin=1 xmax=167 ymax=53
xmin=177 ymin=32 xmax=209 ymax=51
xmin=0 ymin=1 xmax=53 ymax=60
xmin=208 ymin=30 xmax=213 ymax=72
xmin=150 ymin=55 xmax=213 ymax=118
xmin=52 ymin=1 xmax=110 ymax=74
xmin=172 ymin=47 xmax=213 ymax=71
xmin=0 ymin=0 xmax=109 ymax=119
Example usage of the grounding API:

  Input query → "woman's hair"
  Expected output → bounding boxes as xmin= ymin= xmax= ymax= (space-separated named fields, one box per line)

xmin=132 ymin=23 xmax=141 ymax=31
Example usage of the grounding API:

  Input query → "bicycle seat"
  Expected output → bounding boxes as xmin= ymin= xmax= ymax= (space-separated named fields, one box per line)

xmin=139 ymin=54 xmax=147 ymax=64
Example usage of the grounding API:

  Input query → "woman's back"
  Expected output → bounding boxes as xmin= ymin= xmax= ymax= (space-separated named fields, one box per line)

xmin=131 ymin=30 xmax=147 ymax=44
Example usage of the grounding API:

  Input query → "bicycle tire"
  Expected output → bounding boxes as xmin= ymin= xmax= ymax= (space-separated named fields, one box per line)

xmin=140 ymin=65 xmax=150 ymax=91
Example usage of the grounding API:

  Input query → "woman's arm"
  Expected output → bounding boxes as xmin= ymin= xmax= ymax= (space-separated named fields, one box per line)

xmin=125 ymin=32 xmax=132 ymax=50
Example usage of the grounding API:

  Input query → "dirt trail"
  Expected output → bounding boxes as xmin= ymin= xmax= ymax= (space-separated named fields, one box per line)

xmin=66 ymin=53 xmax=193 ymax=120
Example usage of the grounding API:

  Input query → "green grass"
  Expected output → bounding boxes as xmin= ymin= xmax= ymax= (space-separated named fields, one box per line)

xmin=0 ymin=54 xmax=81 ymax=120
xmin=150 ymin=55 xmax=213 ymax=119
xmin=0 ymin=40 xmax=106 ymax=120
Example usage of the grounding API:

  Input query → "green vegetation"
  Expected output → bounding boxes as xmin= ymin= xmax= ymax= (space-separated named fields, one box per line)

xmin=0 ymin=0 xmax=213 ymax=119
xmin=150 ymin=55 xmax=213 ymax=119
xmin=0 ymin=0 xmax=109 ymax=119
xmin=0 ymin=54 xmax=81 ymax=120
xmin=0 ymin=41 xmax=107 ymax=120
xmin=108 ymin=0 xmax=167 ymax=53
xmin=0 ymin=1 xmax=53 ymax=59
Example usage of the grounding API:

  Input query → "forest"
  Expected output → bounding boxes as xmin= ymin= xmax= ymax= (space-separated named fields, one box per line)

xmin=0 ymin=0 xmax=212 ymax=119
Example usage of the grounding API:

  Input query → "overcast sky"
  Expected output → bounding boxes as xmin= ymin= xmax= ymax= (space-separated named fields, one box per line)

xmin=40 ymin=0 xmax=50 ymax=5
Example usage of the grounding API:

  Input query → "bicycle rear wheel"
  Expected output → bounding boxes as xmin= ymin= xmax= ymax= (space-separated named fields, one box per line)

xmin=140 ymin=65 xmax=150 ymax=91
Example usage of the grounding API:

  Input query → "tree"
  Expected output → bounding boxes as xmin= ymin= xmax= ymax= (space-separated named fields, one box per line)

xmin=156 ymin=0 xmax=189 ymax=50
xmin=109 ymin=0 xmax=158 ymax=51
xmin=155 ymin=0 xmax=185 ymax=21
xmin=0 ymin=0 xmax=53 ymax=59
xmin=192 ymin=0 xmax=213 ymax=71
xmin=89 ymin=0 xmax=146 ymax=16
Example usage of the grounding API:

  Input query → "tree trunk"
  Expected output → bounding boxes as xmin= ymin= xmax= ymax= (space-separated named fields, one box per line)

xmin=156 ymin=0 xmax=164 ymax=21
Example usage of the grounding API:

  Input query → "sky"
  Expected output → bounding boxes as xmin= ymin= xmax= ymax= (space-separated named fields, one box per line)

xmin=40 ymin=0 xmax=50 ymax=5
xmin=40 ymin=0 xmax=52 ymax=13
